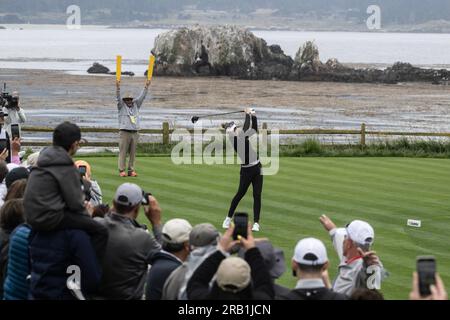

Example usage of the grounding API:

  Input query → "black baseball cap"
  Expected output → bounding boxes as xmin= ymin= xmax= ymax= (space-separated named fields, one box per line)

xmin=53 ymin=122 xmax=82 ymax=151
xmin=6 ymin=167 xmax=29 ymax=189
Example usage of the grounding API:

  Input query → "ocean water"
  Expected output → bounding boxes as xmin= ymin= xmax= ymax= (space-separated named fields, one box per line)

xmin=1 ymin=25 xmax=450 ymax=74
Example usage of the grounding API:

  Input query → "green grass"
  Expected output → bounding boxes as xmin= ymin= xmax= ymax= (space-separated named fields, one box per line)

xmin=83 ymin=156 xmax=450 ymax=300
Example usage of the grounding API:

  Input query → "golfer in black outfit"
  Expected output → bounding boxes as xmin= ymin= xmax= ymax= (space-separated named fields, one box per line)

xmin=222 ymin=108 xmax=262 ymax=232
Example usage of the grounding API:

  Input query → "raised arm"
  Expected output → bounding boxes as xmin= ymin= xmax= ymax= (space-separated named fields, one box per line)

xmin=116 ymin=81 xmax=122 ymax=109
xmin=242 ymin=108 xmax=257 ymax=136
xmin=135 ymin=80 xmax=151 ymax=108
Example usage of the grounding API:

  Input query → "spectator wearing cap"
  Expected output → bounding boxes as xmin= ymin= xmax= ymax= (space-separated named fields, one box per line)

xmin=5 ymin=166 xmax=29 ymax=190
xmin=94 ymin=183 xmax=162 ymax=300
xmin=320 ymin=215 xmax=384 ymax=296
xmin=238 ymin=240 xmax=290 ymax=299
xmin=75 ymin=160 xmax=103 ymax=207
xmin=23 ymin=151 xmax=39 ymax=169
xmin=187 ymin=225 xmax=274 ymax=300
xmin=0 ymin=160 xmax=8 ymax=208
xmin=146 ymin=218 xmax=192 ymax=300
xmin=280 ymin=237 xmax=348 ymax=300
xmin=23 ymin=122 xmax=108 ymax=259
xmin=162 ymin=223 xmax=219 ymax=300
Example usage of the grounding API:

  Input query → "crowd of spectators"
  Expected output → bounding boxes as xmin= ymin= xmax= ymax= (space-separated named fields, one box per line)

xmin=0 ymin=121 xmax=447 ymax=301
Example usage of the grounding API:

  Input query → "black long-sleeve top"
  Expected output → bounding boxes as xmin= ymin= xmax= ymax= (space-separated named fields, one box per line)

xmin=230 ymin=114 xmax=259 ymax=167
xmin=186 ymin=247 xmax=274 ymax=300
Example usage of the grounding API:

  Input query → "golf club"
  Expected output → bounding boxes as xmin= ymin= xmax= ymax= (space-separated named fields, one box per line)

xmin=191 ymin=110 xmax=244 ymax=124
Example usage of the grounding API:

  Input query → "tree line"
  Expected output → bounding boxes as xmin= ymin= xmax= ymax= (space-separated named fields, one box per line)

xmin=1 ymin=0 xmax=450 ymax=25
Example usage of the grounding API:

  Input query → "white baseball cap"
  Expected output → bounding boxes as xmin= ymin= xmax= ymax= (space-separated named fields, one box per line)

xmin=293 ymin=238 xmax=328 ymax=266
xmin=162 ymin=219 xmax=192 ymax=244
xmin=346 ymin=220 xmax=374 ymax=247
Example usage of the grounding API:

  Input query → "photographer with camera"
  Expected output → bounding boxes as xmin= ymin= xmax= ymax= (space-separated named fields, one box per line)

xmin=1 ymin=86 xmax=26 ymax=139
xmin=93 ymin=183 xmax=163 ymax=300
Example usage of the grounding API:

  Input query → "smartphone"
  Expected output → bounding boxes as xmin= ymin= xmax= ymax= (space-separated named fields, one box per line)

xmin=0 ymin=139 xmax=7 ymax=153
xmin=233 ymin=212 xmax=248 ymax=240
xmin=417 ymin=256 xmax=436 ymax=297
xmin=10 ymin=124 xmax=20 ymax=139
xmin=78 ymin=165 xmax=87 ymax=177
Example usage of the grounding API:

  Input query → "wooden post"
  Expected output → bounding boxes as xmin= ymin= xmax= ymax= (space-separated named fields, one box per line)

xmin=262 ymin=122 xmax=268 ymax=148
xmin=162 ymin=122 xmax=170 ymax=145
xmin=360 ymin=123 xmax=366 ymax=147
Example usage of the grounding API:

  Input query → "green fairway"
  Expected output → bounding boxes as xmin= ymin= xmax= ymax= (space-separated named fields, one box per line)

xmin=83 ymin=156 xmax=450 ymax=300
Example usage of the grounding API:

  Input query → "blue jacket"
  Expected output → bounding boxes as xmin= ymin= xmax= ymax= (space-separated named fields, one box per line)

xmin=145 ymin=251 xmax=182 ymax=300
xmin=29 ymin=229 xmax=102 ymax=300
xmin=3 ymin=224 xmax=32 ymax=300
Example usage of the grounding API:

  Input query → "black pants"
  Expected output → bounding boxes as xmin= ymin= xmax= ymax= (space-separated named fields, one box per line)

xmin=57 ymin=213 xmax=109 ymax=261
xmin=228 ymin=163 xmax=263 ymax=223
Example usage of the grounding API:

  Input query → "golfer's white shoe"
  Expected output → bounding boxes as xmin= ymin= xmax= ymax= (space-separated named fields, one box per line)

xmin=252 ymin=223 xmax=260 ymax=232
xmin=222 ymin=217 xmax=232 ymax=229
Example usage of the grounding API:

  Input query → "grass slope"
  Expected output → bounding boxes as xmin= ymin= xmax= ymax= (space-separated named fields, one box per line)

xmin=84 ymin=156 xmax=450 ymax=300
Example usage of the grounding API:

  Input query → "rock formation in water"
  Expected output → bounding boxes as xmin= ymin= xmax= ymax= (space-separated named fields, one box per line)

xmin=87 ymin=62 xmax=134 ymax=77
xmin=87 ymin=62 xmax=110 ymax=74
xmin=151 ymin=25 xmax=293 ymax=79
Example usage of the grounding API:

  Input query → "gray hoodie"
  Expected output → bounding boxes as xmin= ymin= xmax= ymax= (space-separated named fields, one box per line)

xmin=117 ymin=87 xmax=149 ymax=131
xmin=24 ymin=146 xmax=87 ymax=231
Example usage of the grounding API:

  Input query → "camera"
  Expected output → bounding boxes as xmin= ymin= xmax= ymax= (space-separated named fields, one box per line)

xmin=0 ymin=83 xmax=19 ymax=110
xmin=141 ymin=191 xmax=152 ymax=205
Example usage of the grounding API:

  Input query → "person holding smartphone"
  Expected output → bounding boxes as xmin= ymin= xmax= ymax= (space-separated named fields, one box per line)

xmin=0 ymin=111 xmax=12 ymax=164
xmin=75 ymin=160 xmax=103 ymax=207
xmin=3 ymin=91 xmax=26 ymax=139
xmin=410 ymin=256 xmax=448 ymax=300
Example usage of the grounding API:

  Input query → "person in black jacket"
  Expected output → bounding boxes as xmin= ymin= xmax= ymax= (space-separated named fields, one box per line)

xmin=238 ymin=239 xmax=290 ymax=299
xmin=222 ymin=108 xmax=263 ymax=232
xmin=29 ymin=228 xmax=102 ymax=300
xmin=186 ymin=224 xmax=274 ymax=300
xmin=280 ymin=237 xmax=348 ymax=300
xmin=23 ymin=122 xmax=108 ymax=259
xmin=146 ymin=218 xmax=192 ymax=300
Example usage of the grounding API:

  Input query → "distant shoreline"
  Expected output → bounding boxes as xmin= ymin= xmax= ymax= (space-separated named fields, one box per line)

xmin=2 ymin=23 xmax=450 ymax=35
